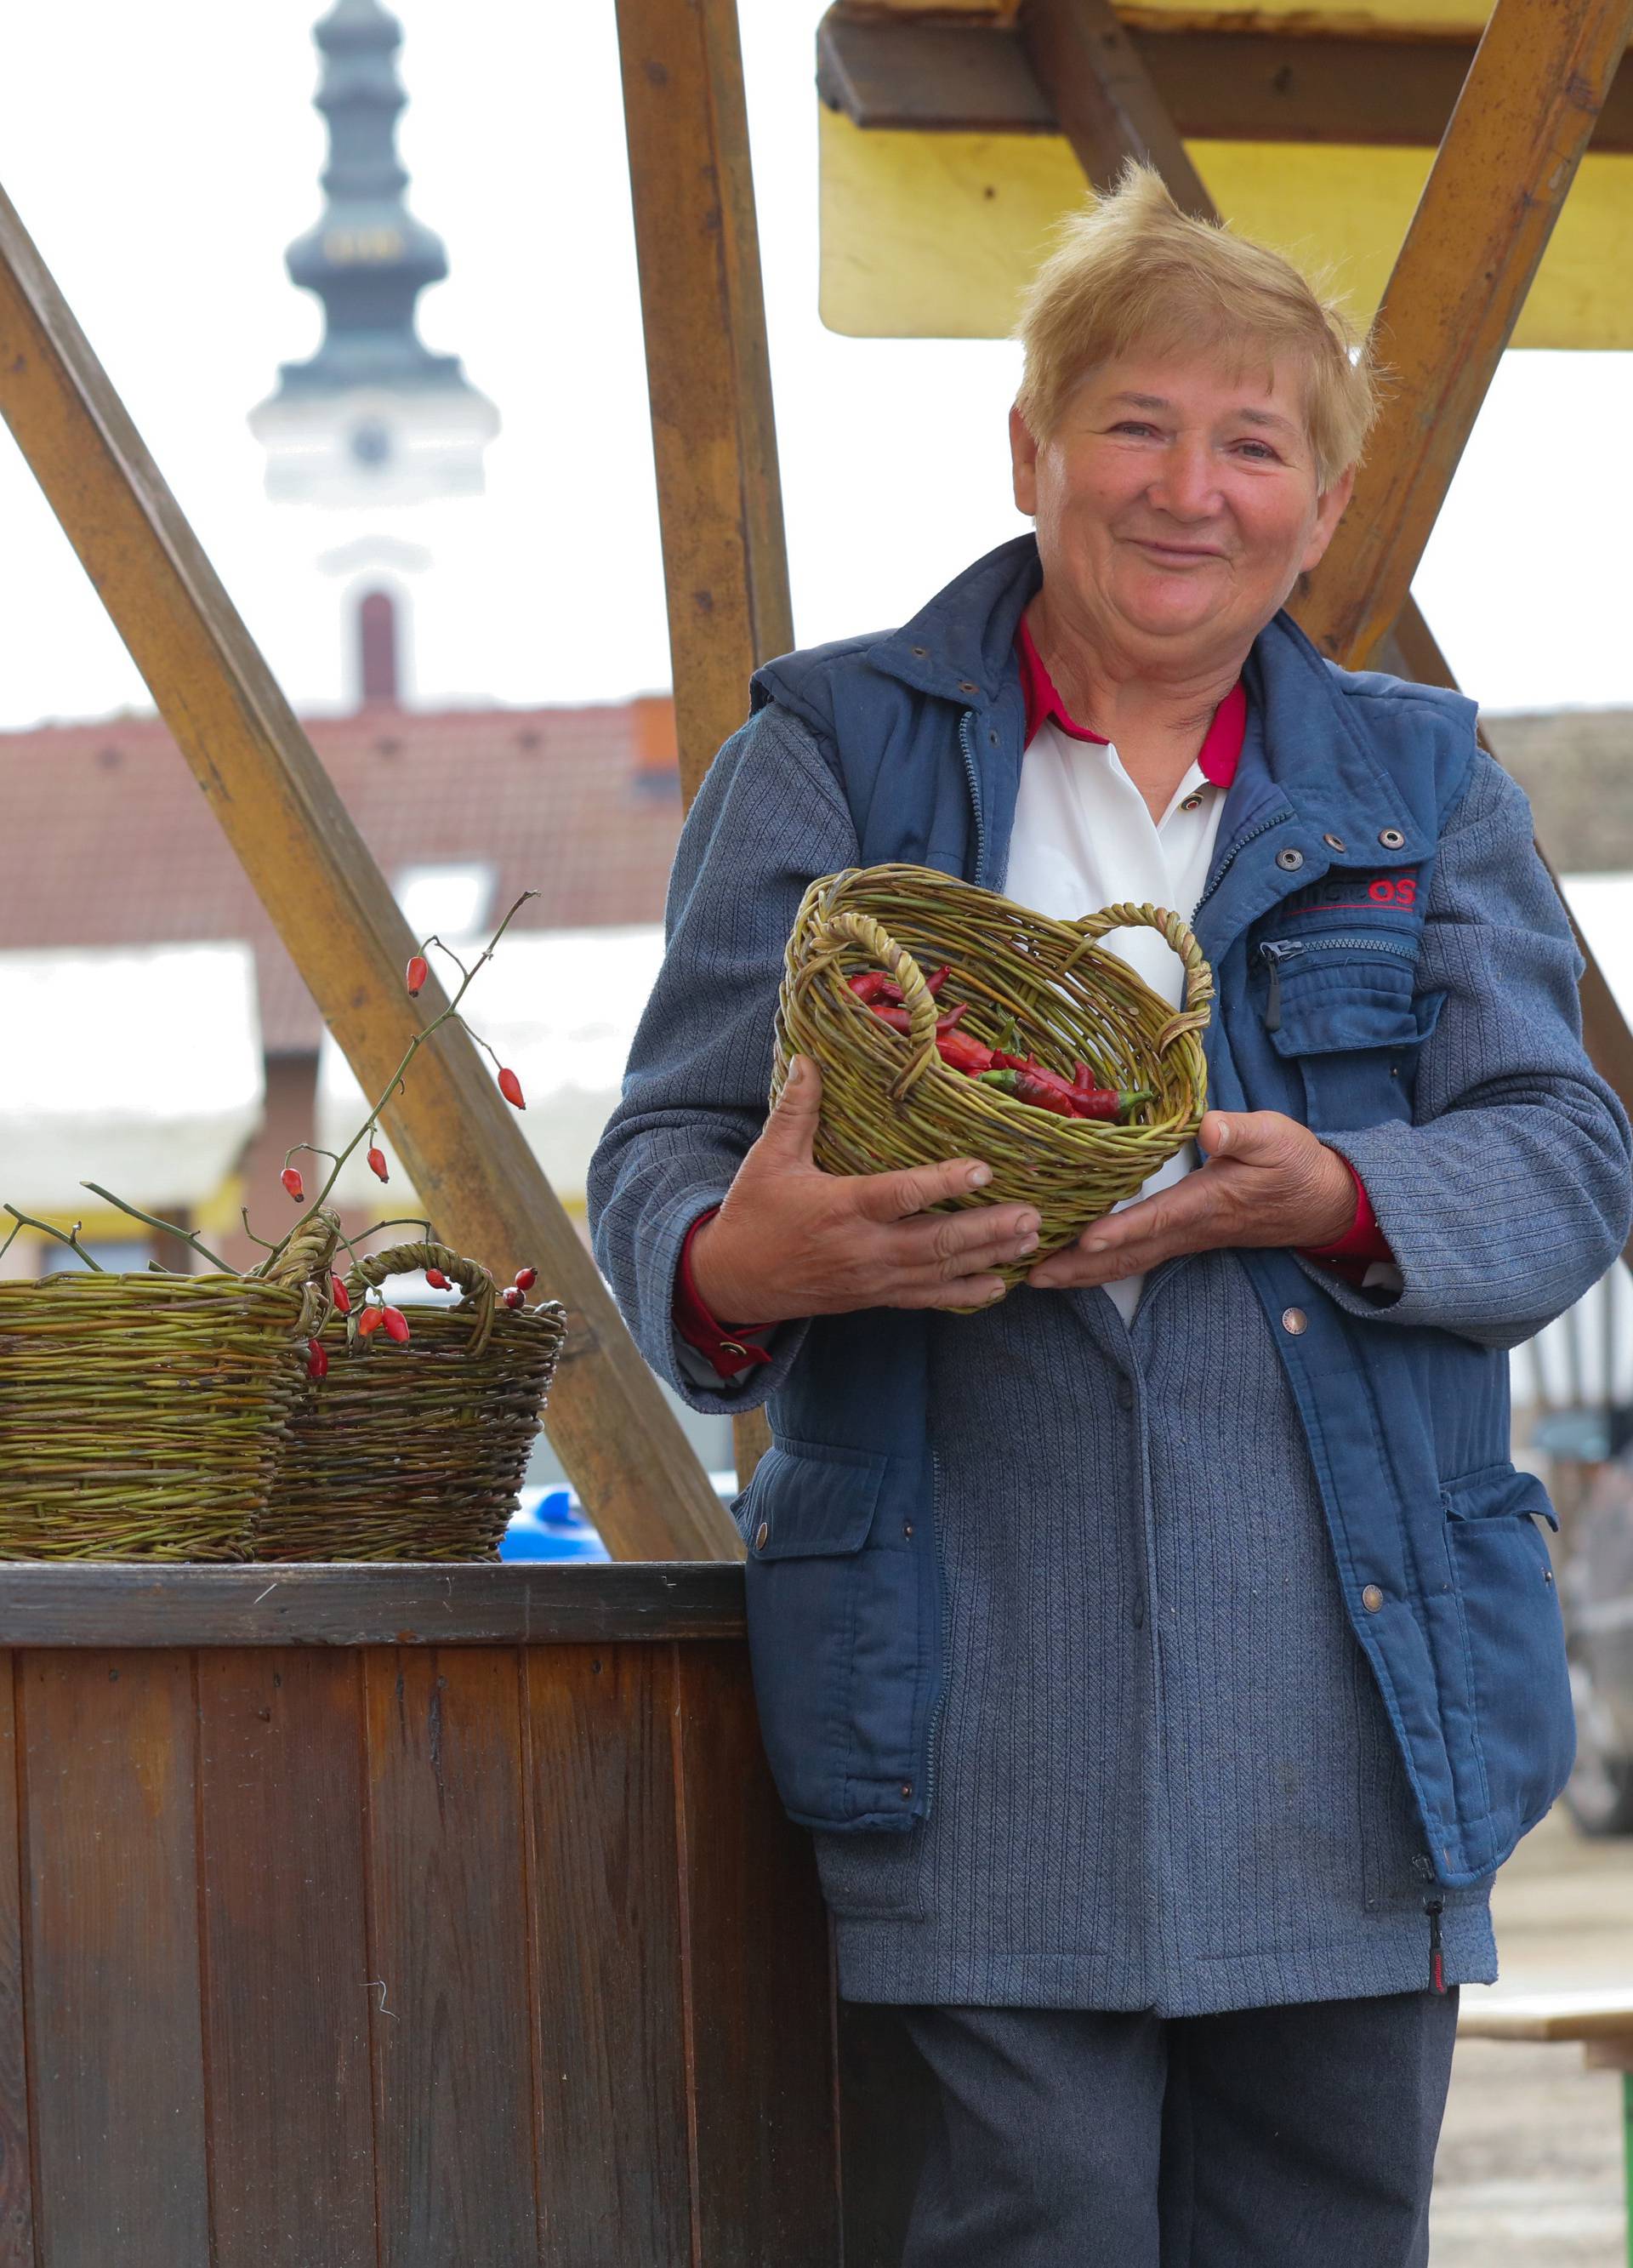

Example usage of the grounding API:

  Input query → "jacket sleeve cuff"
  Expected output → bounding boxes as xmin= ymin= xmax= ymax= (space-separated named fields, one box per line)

xmin=1297 ymin=1159 xmax=1396 ymax=1282
xmin=674 ymin=1205 xmax=777 ymax=1381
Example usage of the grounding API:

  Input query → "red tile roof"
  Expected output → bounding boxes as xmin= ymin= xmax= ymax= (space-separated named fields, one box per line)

xmin=0 ymin=698 xmax=684 ymax=1052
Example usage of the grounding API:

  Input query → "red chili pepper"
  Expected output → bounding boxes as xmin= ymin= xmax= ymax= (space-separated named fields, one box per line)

xmin=367 ymin=1144 xmax=389 ymax=1183
xmin=330 ymin=1274 xmax=350 ymax=1316
xmin=406 ymin=953 xmax=429 ymax=998
xmin=357 ymin=1303 xmax=384 ymax=1338
xmin=977 ymin=1068 xmax=1079 ymax=1118
xmin=498 ymin=1067 xmax=526 ymax=1110
xmin=424 ymin=1267 xmax=452 ymax=1291
xmin=281 ymin=1166 xmax=304 ymax=1202
xmin=307 ymin=1337 xmax=328 ymax=1379
xmin=514 ymin=1266 xmax=538 ymax=1291
xmin=382 ymin=1305 xmax=411 ymax=1344
xmin=936 ymin=1027 xmax=996 ymax=1075
xmin=502 ymin=1285 xmax=526 ymax=1310
xmin=847 ymin=970 xmax=896 ymax=1006
xmin=869 ymin=1003 xmax=972 ymax=1037
xmin=1072 ymin=1086 xmax=1156 ymax=1123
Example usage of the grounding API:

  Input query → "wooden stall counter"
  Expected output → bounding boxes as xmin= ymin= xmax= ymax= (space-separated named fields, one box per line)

xmin=0 ymin=1561 xmax=845 ymax=2268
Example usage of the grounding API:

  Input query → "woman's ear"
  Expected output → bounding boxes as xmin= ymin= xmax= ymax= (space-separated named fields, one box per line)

xmin=1010 ymin=403 xmax=1040 ymax=517
xmin=1301 ymin=462 xmax=1357 ymax=573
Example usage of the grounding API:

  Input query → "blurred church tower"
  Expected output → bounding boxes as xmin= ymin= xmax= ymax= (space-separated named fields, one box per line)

xmin=250 ymin=0 xmax=498 ymax=707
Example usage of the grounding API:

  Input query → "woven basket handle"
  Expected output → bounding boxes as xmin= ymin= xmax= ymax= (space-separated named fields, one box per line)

xmin=345 ymin=1240 xmax=499 ymax=1358
xmin=1059 ymin=903 xmax=1215 ymax=1052
xmin=258 ymin=1208 xmax=340 ymax=1337
xmin=806 ymin=908 xmax=944 ymax=1101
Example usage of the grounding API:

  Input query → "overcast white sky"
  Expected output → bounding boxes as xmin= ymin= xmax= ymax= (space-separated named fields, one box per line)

xmin=0 ymin=0 xmax=1627 ymax=730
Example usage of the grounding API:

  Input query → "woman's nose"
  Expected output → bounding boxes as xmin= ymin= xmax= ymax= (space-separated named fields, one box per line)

xmin=1147 ymin=440 xmax=1221 ymax=521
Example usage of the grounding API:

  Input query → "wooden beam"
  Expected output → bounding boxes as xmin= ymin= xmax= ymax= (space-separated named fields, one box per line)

xmin=1295 ymin=0 xmax=1633 ymax=667
xmin=0 ymin=182 xmax=739 ymax=1567
xmin=821 ymin=11 xmax=1633 ymax=154
xmin=1019 ymin=0 xmax=1215 ymax=210
xmin=616 ymin=0 xmax=794 ymax=1489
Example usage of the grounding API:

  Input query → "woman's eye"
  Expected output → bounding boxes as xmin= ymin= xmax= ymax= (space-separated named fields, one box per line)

xmin=1111 ymin=421 xmax=1160 ymax=438
xmin=1234 ymin=440 xmax=1281 ymax=462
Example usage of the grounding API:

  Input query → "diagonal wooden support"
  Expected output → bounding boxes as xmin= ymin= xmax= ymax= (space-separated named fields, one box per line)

xmin=1018 ymin=0 xmax=1633 ymax=1220
xmin=0 ymin=183 xmax=740 ymax=1566
xmin=616 ymin=0 xmax=799 ymax=1488
xmin=1297 ymin=0 xmax=1633 ymax=666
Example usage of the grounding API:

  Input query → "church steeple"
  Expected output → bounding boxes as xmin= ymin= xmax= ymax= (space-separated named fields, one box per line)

xmin=251 ymin=0 xmax=498 ymax=506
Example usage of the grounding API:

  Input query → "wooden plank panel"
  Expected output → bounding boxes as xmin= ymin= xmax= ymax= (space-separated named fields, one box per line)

xmin=1295 ymin=0 xmax=1633 ymax=666
xmin=523 ymin=1644 xmax=691 ymax=2265
xmin=0 ymin=1561 xmax=746 ymax=1650
xmin=0 ymin=1659 xmax=34 ymax=2268
xmin=196 ymin=1648 xmax=375 ymax=2266
xmin=20 ymin=1649 xmax=208 ymax=2265
xmin=0 ymin=183 xmax=735 ymax=1567
xmin=822 ymin=14 xmax=1633 ymax=155
xmin=1019 ymin=0 xmax=1214 ymax=210
xmin=364 ymin=1646 xmax=539 ymax=2265
xmin=674 ymin=1641 xmax=839 ymax=2265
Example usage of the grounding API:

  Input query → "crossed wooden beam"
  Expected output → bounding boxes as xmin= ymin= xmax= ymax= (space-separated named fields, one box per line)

xmin=0 ymin=0 xmax=1629 ymax=1564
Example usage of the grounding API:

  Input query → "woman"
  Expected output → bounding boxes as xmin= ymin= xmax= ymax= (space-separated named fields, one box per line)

xmin=589 ymin=165 xmax=1631 ymax=2265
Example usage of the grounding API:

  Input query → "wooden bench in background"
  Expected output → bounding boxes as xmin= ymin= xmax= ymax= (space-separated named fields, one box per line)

xmin=1458 ymin=1989 xmax=1633 ymax=2268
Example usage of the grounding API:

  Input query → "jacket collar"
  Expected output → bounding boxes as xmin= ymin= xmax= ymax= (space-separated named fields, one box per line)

xmin=870 ymin=533 xmax=1430 ymax=869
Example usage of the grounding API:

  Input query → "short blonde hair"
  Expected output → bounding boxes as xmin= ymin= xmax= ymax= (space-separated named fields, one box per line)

xmin=1015 ymin=162 xmax=1378 ymax=492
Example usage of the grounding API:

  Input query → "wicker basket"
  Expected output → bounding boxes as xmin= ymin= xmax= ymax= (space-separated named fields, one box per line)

xmin=258 ymin=1239 xmax=568 ymax=1562
xmin=0 ymin=1213 xmax=336 ymax=1560
xmin=775 ymin=863 xmax=1215 ymax=1291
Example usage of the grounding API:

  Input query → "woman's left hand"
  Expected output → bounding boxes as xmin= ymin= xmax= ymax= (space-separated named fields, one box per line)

xmin=1026 ymin=1109 xmax=1357 ymax=1290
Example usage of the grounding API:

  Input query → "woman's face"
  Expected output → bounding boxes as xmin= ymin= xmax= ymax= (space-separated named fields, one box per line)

xmin=1010 ymin=348 xmax=1354 ymax=670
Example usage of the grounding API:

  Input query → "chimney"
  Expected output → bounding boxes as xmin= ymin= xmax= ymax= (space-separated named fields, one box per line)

xmin=631 ymin=693 xmax=679 ymax=793
xmin=357 ymin=588 xmax=400 ymax=706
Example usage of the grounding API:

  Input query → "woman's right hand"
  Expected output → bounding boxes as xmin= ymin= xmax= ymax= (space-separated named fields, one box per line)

xmin=687 ymin=1055 xmax=1042 ymax=1325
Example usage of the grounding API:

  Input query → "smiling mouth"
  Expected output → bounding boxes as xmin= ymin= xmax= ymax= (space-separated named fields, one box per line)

xmin=1130 ymin=538 xmax=1226 ymax=562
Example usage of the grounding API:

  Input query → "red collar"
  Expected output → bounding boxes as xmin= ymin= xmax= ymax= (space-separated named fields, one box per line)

xmin=1014 ymin=613 xmax=1246 ymax=789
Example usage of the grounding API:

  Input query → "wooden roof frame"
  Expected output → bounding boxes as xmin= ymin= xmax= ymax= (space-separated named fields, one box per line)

xmin=1 ymin=0 xmax=1630 ymax=1567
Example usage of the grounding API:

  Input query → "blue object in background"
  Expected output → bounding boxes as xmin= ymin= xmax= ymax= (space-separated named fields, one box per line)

xmin=501 ymin=1487 xmax=612 ymax=1562
xmin=500 ymin=1473 xmax=738 ymax=1562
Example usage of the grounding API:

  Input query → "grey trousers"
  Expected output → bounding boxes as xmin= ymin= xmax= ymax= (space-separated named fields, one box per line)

xmin=898 ymin=1991 xmax=1460 ymax=2268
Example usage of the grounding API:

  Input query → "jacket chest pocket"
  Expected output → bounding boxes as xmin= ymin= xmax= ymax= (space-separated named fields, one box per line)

xmin=1257 ymin=934 xmax=1442 ymax=1131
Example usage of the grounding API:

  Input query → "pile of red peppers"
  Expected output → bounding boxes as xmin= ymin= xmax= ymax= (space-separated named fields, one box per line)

xmin=845 ymin=967 xmax=1152 ymax=1125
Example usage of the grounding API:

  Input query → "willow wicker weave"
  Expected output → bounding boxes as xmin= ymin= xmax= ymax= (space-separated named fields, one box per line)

xmin=0 ymin=1211 xmax=338 ymax=1560
xmin=259 ymin=1239 xmax=568 ymax=1563
xmin=776 ymin=864 xmax=1215 ymax=1292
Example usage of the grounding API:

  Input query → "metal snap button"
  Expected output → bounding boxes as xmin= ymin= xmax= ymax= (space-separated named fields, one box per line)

xmin=958 ymin=679 xmax=980 ymax=695
xmin=1323 ymin=833 xmax=1346 ymax=851
xmin=1282 ymin=1307 xmax=1308 ymax=1335
xmin=900 ymin=1781 xmax=913 ymax=1799
xmin=754 ymin=1520 xmax=770 ymax=1550
xmin=1276 ymin=847 xmax=1304 ymax=871
xmin=720 ymin=1340 xmax=748 ymax=1360
xmin=1362 ymin=1583 xmax=1384 ymax=1612
xmin=1379 ymin=827 xmax=1406 ymax=850
xmin=910 ymin=644 xmax=929 ymax=658
xmin=903 ymin=1520 xmax=914 ymax=1540
xmin=1181 ymin=794 xmax=1203 ymax=812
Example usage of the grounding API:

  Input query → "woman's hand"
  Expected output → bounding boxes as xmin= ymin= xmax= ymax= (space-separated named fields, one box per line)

xmin=1026 ymin=1109 xmax=1357 ymax=1291
xmin=688 ymin=1056 xmax=1043 ymax=1324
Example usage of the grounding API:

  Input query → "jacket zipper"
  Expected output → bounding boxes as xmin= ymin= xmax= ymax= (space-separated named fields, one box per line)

xmin=1192 ymin=807 xmax=1294 ymax=917
xmin=1257 ymin=933 xmax=1420 ymax=1034
xmin=958 ymin=710 xmax=987 ymax=886
xmin=921 ymin=1450 xmax=953 ymax=1825
xmin=1425 ymin=1895 xmax=1447 ymax=1993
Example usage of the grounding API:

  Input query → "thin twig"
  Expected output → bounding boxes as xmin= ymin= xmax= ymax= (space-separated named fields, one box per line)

xmin=3 ymin=1205 xmax=105 ymax=1271
xmin=253 ymin=889 xmax=538 ymax=1276
xmin=0 ymin=1216 xmax=20 ymax=1269
xmin=80 ymin=1185 xmax=230 ymax=1273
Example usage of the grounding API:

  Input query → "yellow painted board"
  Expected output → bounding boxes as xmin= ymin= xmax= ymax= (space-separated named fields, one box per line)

xmin=819 ymin=107 xmax=1633 ymax=350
